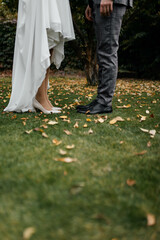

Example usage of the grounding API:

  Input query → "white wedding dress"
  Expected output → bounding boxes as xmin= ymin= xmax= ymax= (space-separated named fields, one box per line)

xmin=4 ymin=0 xmax=75 ymax=112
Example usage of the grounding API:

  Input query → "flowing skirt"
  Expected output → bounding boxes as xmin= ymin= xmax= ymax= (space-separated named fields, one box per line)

xmin=4 ymin=0 xmax=75 ymax=112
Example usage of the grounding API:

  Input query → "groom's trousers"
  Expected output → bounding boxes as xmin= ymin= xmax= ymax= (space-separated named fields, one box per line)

xmin=93 ymin=4 xmax=126 ymax=106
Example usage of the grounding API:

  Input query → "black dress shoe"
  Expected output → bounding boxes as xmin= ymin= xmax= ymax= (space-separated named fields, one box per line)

xmin=78 ymin=102 xmax=112 ymax=115
xmin=76 ymin=99 xmax=97 ymax=110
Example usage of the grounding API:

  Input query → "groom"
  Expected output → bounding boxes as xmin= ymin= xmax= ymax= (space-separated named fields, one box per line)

xmin=77 ymin=0 xmax=133 ymax=114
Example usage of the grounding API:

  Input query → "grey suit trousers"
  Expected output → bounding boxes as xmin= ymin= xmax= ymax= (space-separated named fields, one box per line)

xmin=93 ymin=4 xmax=126 ymax=106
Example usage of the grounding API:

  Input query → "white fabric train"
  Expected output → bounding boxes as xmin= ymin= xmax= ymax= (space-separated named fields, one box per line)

xmin=4 ymin=0 xmax=75 ymax=113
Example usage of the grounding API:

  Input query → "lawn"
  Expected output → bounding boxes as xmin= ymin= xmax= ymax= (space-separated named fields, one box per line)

xmin=0 ymin=74 xmax=160 ymax=240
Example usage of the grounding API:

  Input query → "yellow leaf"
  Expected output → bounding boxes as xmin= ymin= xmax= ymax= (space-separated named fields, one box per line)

xmin=25 ymin=130 xmax=33 ymax=134
xmin=86 ymin=118 xmax=92 ymax=122
xmin=60 ymin=116 xmax=68 ymax=119
xmin=83 ymin=124 xmax=88 ymax=128
xmin=109 ymin=116 xmax=124 ymax=125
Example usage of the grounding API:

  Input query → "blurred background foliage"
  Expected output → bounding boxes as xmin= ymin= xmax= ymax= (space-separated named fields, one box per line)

xmin=0 ymin=0 xmax=160 ymax=83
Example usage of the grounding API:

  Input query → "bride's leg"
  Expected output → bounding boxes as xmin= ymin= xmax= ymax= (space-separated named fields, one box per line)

xmin=35 ymin=68 xmax=52 ymax=111
xmin=44 ymin=68 xmax=54 ymax=108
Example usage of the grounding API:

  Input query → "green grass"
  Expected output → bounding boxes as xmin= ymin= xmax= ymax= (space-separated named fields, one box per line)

xmin=0 ymin=75 xmax=160 ymax=240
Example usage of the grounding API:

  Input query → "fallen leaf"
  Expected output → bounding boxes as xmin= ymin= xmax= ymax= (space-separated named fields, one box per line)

xmin=11 ymin=115 xmax=17 ymax=119
xmin=59 ymin=116 xmax=68 ymax=119
xmin=52 ymin=139 xmax=62 ymax=146
xmin=120 ymin=141 xmax=124 ymax=144
xmin=42 ymin=132 xmax=48 ymax=138
xmin=59 ymin=149 xmax=67 ymax=155
xmin=140 ymin=128 xmax=149 ymax=133
xmin=116 ymin=104 xmax=131 ymax=109
xmin=86 ymin=118 xmax=92 ymax=122
xmin=74 ymin=122 xmax=79 ymax=128
xmin=40 ymin=124 xmax=48 ymax=129
xmin=146 ymin=110 xmax=150 ymax=114
xmin=66 ymin=144 xmax=75 ymax=149
xmin=150 ymin=114 xmax=154 ymax=118
xmin=66 ymin=144 xmax=75 ymax=150
xmin=134 ymin=150 xmax=147 ymax=156
xmin=54 ymin=157 xmax=77 ymax=163
xmin=126 ymin=179 xmax=136 ymax=186
xmin=64 ymin=129 xmax=72 ymax=135
xmin=42 ymin=119 xmax=49 ymax=122
xmin=147 ymin=141 xmax=152 ymax=147
xmin=34 ymin=128 xmax=44 ymax=133
xmin=98 ymin=118 xmax=105 ymax=123
xmin=147 ymin=213 xmax=156 ymax=226
xmin=23 ymin=227 xmax=36 ymax=239
xmin=109 ymin=116 xmax=124 ymax=125
xmin=83 ymin=124 xmax=88 ymax=128
xmin=149 ymin=130 xmax=156 ymax=136
xmin=88 ymin=128 xmax=93 ymax=134
xmin=25 ymin=130 xmax=33 ymax=134
xmin=48 ymin=121 xmax=58 ymax=125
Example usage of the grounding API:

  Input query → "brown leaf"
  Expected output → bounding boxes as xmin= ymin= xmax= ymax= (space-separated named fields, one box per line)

xmin=54 ymin=157 xmax=77 ymax=163
xmin=134 ymin=150 xmax=147 ymax=156
xmin=64 ymin=129 xmax=72 ymax=135
xmin=23 ymin=227 xmax=36 ymax=239
xmin=147 ymin=213 xmax=156 ymax=226
xmin=52 ymin=139 xmax=62 ymax=146
xmin=126 ymin=179 xmax=136 ymax=186
xmin=42 ymin=118 xmax=49 ymax=122
xmin=34 ymin=128 xmax=44 ymax=133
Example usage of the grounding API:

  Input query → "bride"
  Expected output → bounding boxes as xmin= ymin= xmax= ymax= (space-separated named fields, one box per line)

xmin=4 ymin=0 xmax=75 ymax=114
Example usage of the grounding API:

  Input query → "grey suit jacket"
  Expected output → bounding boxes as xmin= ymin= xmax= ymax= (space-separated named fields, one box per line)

xmin=88 ymin=0 xmax=133 ymax=8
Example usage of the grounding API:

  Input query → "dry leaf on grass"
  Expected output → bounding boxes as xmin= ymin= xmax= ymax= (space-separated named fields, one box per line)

xmin=66 ymin=144 xmax=75 ymax=149
xmin=116 ymin=104 xmax=131 ymax=109
xmin=54 ymin=157 xmax=77 ymax=163
xmin=48 ymin=121 xmax=58 ymax=125
xmin=74 ymin=122 xmax=79 ymax=128
xmin=147 ymin=213 xmax=156 ymax=226
xmin=109 ymin=116 xmax=124 ymax=125
xmin=25 ymin=130 xmax=33 ymax=134
xmin=134 ymin=150 xmax=147 ymax=156
xmin=52 ymin=139 xmax=62 ymax=146
xmin=59 ymin=116 xmax=68 ymax=119
xmin=23 ymin=227 xmax=36 ymax=239
xmin=126 ymin=179 xmax=136 ymax=186
xmin=88 ymin=128 xmax=93 ymax=134
xmin=98 ymin=118 xmax=105 ymax=123
xmin=64 ymin=129 xmax=72 ymax=135
xmin=86 ymin=118 xmax=92 ymax=122
xmin=83 ymin=124 xmax=88 ymax=128
xmin=59 ymin=149 xmax=67 ymax=155
xmin=42 ymin=132 xmax=48 ymax=138
xmin=147 ymin=141 xmax=152 ymax=147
